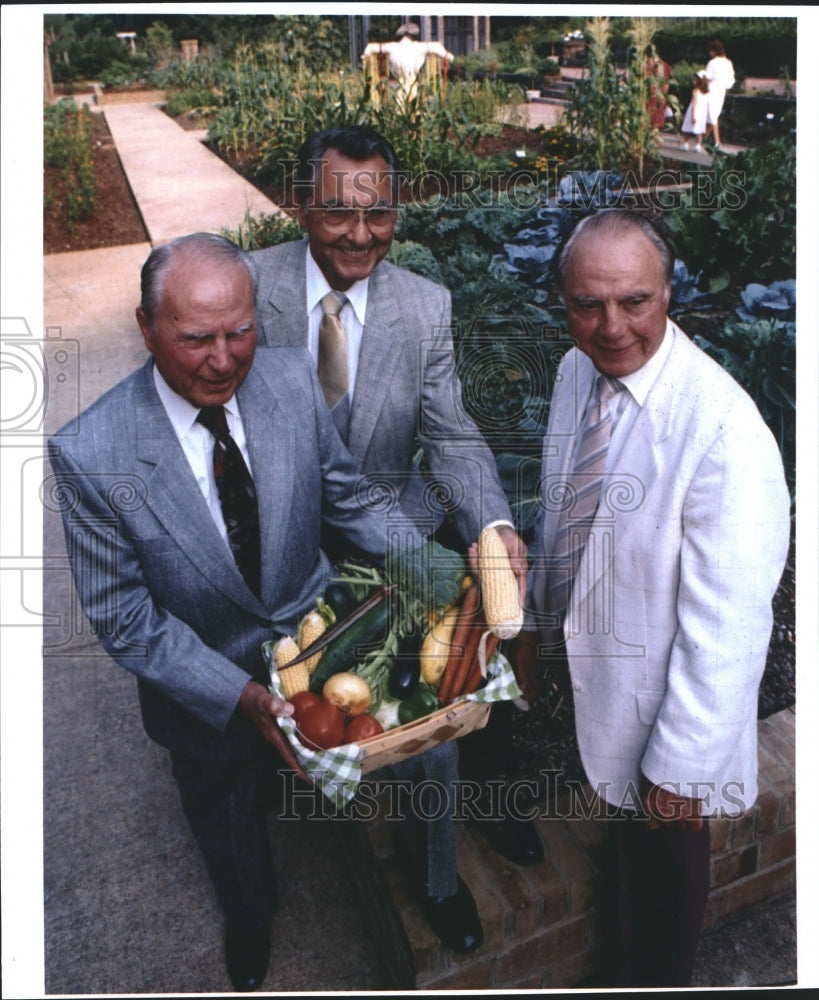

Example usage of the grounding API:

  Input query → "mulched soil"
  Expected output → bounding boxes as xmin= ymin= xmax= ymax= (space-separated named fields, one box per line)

xmin=44 ymin=110 xmax=149 ymax=255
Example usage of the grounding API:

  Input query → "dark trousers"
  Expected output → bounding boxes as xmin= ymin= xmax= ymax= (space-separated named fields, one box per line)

xmin=457 ymin=698 xmax=515 ymax=786
xmin=170 ymin=749 xmax=279 ymax=932
xmin=600 ymin=810 xmax=711 ymax=988
xmin=170 ymin=738 xmax=460 ymax=922
xmin=375 ymin=741 xmax=460 ymax=899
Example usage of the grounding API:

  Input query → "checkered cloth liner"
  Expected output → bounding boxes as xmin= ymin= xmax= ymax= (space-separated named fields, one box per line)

xmin=264 ymin=648 xmax=523 ymax=810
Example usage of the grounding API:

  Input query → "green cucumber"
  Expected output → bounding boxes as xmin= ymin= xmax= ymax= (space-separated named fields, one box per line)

xmin=309 ymin=599 xmax=392 ymax=694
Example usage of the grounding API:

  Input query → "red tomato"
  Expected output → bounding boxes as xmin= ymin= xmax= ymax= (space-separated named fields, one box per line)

xmin=344 ymin=714 xmax=384 ymax=744
xmin=297 ymin=700 xmax=346 ymax=750
xmin=289 ymin=690 xmax=322 ymax=723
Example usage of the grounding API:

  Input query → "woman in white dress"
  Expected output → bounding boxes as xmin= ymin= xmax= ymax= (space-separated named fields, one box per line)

xmin=704 ymin=39 xmax=736 ymax=149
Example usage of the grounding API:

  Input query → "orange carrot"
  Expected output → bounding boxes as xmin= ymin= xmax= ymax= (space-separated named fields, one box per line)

xmin=461 ymin=632 xmax=500 ymax=697
xmin=438 ymin=584 xmax=481 ymax=705
xmin=453 ymin=609 xmax=488 ymax=693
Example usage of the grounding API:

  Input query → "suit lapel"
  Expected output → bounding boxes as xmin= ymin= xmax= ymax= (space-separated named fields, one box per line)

xmin=132 ymin=363 xmax=267 ymax=614
xmin=348 ymin=264 xmax=405 ymax=456
xmin=540 ymin=349 xmax=596 ymax=556
xmin=236 ymin=367 xmax=295 ymax=608
xmin=258 ymin=241 xmax=309 ymax=348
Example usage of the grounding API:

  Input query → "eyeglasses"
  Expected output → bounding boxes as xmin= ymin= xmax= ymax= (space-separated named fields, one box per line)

xmin=311 ymin=205 xmax=399 ymax=232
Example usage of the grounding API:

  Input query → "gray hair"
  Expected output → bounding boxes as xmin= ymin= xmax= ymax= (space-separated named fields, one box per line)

xmin=555 ymin=210 xmax=674 ymax=289
xmin=139 ymin=233 xmax=258 ymax=327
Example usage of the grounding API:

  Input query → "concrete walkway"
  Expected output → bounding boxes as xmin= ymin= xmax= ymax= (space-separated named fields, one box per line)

xmin=521 ymin=98 xmax=746 ymax=162
xmin=103 ymin=103 xmax=280 ymax=245
xmin=34 ymin=99 xmax=798 ymax=997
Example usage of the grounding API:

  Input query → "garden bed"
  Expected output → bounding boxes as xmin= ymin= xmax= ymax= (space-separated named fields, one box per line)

xmin=44 ymin=109 xmax=148 ymax=255
xmin=205 ymin=121 xmax=572 ymax=211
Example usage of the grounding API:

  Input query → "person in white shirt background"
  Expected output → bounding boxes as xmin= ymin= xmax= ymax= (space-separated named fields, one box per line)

xmin=704 ymin=39 xmax=736 ymax=149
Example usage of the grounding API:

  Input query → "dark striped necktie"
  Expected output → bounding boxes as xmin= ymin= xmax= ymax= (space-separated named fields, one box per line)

xmin=196 ymin=405 xmax=261 ymax=596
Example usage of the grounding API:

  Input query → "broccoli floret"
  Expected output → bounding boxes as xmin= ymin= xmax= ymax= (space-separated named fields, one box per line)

xmin=386 ymin=539 xmax=466 ymax=631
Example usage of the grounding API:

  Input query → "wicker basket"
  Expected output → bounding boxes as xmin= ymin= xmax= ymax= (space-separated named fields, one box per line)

xmin=355 ymin=698 xmax=491 ymax=774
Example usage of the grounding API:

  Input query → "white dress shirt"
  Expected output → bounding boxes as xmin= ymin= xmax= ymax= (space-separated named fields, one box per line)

xmin=573 ymin=320 xmax=676 ymax=474
xmin=153 ymin=365 xmax=252 ymax=549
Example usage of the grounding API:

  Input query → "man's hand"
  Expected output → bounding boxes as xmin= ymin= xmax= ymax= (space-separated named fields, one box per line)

xmin=494 ymin=523 xmax=530 ymax=603
xmin=640 ymin=774 xmax=704 ymax=832
xmin=238 ymin=680 xmax=309 ymax=782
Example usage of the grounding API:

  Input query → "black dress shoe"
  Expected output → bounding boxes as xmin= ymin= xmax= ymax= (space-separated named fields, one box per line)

xmin=423 ymin=876 xmax=484 ymax=954
xmin=485 ymin=815 xmax=544 ymax=867
xmin=225 ymin=922 xmax=271 ymax=992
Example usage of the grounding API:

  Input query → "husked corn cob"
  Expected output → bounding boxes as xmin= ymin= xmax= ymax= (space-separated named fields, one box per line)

xmin=274 ymin=636 xmax=310 ymax=698
xmin=275 ymin=635 xmax=300 ymax=667
xmin=297 ymin=609 xmax=327 ymax=675
xmin=478 ymin=525 xmax=523 ymax=638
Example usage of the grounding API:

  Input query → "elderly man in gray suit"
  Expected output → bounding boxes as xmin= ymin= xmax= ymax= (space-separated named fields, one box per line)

xmin=251 ymin=124 xmax=542 ymax=869
xmin=47 ymin=234 xmax=477 ymax=992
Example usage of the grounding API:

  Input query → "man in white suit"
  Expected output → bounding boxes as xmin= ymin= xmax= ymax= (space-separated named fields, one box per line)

xmin=47 ymin=234 xmax=467 ymax=991
xmin=252 ymin=125 xmax=541 ymax=871
xmin=513 ymin=210 xmax=790 ymax=987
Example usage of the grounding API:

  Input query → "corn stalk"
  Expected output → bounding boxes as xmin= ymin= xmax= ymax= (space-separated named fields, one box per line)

xmin=565 ymin=16 xmax=661 ymax=181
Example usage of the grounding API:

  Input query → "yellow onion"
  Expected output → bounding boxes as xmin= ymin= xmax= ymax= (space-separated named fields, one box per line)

xmin=322 ymin=672 xmax=372 ymax=717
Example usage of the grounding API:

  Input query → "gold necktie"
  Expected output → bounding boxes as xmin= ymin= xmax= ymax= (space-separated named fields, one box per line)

xmin=318 ymin=292 xmax=349 ymax=410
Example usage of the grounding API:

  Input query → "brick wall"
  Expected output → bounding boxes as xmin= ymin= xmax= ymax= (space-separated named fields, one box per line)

xmin=339 ymin=705 xmax=795 ymax=991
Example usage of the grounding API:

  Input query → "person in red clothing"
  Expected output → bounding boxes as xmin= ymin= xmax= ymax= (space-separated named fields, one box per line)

xmin=645 ymin=49 xmax=673 ymax=131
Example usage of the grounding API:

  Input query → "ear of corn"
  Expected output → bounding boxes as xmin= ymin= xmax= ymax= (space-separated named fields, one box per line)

xmin=275 ymin=635 xmax=300 ymax=667
xmin=297 ymin=609 xmax=327 ymax=675
xmin=273 ymin=636 xmax=310 ymax=698
xmin=478 ymin=525 xmax=523 ymax=639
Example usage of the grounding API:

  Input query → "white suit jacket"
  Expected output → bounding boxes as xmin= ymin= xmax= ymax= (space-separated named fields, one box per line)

xmin=528 ymin=323 xmax=790 ymax=815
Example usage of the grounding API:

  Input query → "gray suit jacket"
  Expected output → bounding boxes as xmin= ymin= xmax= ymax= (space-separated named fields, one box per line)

xmin=251 ymin=240 xmax=513 ymax=544
xmin=47 ymin=348 xmax=396 ymax=761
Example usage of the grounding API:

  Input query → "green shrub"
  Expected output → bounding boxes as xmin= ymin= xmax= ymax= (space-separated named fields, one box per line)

xmin=165 ymin=87 xmax=219 ymax=118
xmin=44 ymin=100 xmax=96 ymax=229
xmin=222 ymin=209 xmax=304 ymax=251
xmin=101 ymin=56 xmax=151 ymax=89
xmin=664 ymin=135 xmax=796 ymax=291
xmin=694 ymin=316 xmax=795 ymax=500
xmin=652 ymin=16 xmax=796 ymax=79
